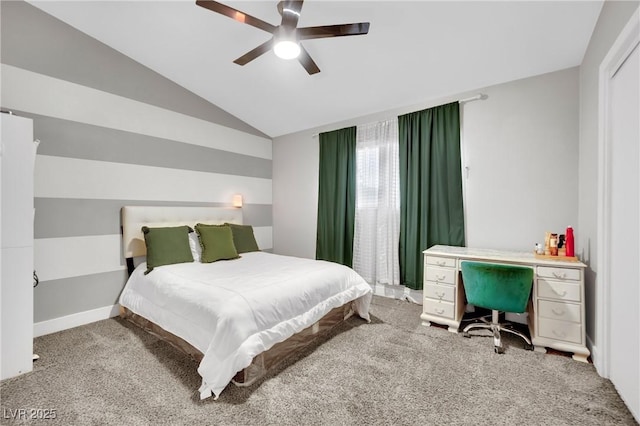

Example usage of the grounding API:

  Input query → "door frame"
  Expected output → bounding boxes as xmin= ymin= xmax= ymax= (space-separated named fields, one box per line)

xmin=596 ymin=8 xmax=640 ymax=377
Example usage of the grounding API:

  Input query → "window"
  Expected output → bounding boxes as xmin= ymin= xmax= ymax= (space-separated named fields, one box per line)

xmin=353 ymin=119 xmax=400 ymax=285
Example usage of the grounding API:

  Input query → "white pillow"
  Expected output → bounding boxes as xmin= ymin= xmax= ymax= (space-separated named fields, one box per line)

xmin=188 ymin=232 xmax=202 ymax=262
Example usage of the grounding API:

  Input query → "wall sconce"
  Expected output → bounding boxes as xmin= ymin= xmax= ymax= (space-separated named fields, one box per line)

xmin=232 ymin=194 xmax=243 ymax=208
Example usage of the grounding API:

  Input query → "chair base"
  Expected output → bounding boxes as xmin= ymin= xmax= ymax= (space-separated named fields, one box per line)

xmin=462 ymin=310 xmax=534 ymax=353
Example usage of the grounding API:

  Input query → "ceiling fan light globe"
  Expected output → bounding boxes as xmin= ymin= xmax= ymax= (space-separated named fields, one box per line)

xmin=274 ymin=40 xmax=301 ymax=60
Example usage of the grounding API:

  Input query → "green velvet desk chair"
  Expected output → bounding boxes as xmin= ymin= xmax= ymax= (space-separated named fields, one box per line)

xmin=460 ymin=261 xmax=534 ymax=354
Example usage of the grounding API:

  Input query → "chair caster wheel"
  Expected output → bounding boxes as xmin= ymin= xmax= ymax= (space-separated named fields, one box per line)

xmin=462 ymin=332 xmax=471 ymax=338
xmin=494 ymin=346 xmax=505 ymax=354
xmin=524 ymin=343 xmax=534 ymax=351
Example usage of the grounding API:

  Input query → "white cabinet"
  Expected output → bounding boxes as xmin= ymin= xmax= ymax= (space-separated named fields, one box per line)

xmin=1 ymin=113 xmax=37 ymax=380
xmin=531 ymin=265 xmax=589 ymax=362
xmin=421 ymin=255 xmax=465 ymax=332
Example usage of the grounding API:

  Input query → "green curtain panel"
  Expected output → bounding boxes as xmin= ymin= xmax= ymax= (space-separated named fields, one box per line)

xmin=316 ymin=126 xmax=357 ymax=267
xmin=398 ymin=102 xmax=465 ymax=290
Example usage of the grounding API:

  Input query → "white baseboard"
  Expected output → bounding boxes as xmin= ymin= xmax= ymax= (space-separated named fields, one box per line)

xmin=587 ymin=334 xmax=604 ymax=377
xmin=371 ymin=283 xmax=423 ymax=304
xmin=34 ymin=304 xmax=120 ymax=337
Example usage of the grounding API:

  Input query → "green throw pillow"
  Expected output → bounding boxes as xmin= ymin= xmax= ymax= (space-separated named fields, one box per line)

xmin=225 ymin=223 xmax=260 ymax=254
xmin=142 ymin=225 xmax=194 ymax=275
xmin=195 ymin=224 xmax=239 ymax=263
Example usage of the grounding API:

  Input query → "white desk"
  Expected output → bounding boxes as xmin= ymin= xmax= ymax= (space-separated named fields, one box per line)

xmin=421 ymin=245 xmax=590 ymax=362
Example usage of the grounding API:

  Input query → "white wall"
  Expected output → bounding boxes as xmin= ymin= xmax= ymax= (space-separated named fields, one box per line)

xmin=463 ymin=68 xmax=579 ymax=250
xmin=272 ymin=132 xmax=319 ymax=259
xmin=273 ymin=67 xmax=579 ymax=259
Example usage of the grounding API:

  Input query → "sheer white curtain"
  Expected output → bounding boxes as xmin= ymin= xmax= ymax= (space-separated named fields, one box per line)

xmin=353 ymin=119 xmax=400 ymax=285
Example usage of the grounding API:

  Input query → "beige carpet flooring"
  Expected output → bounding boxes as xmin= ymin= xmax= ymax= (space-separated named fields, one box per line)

xmin=0 ymin=296 xmax=636 ymax=425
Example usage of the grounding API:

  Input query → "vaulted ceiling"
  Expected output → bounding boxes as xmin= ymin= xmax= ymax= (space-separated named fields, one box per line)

xmin=29 ymin=1 xmax=603 ymax=137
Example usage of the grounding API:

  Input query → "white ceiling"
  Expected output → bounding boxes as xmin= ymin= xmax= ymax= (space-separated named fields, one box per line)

xmin=29 ymin=1 xmax=603 ymax=138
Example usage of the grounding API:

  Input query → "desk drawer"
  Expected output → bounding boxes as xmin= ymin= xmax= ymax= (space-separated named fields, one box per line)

xmin=538 ymin=300 xmax=581 ymax=323
xmin=537 ymin=266 xmax=581 ymax=281
xmin=423 ymin=299 xmax=455 ymax=319
xmin=537 ymin=278 xmax=581 ymax=302
xmin=424 ymin=267 xmax=456 ymax=285
xmin=424 ymin=283 xmax=455 ymax=303
xmin=538 ymin=318 xmax=582 ymax=344
xmin=425 ymin=256 xmax=456 ymax=268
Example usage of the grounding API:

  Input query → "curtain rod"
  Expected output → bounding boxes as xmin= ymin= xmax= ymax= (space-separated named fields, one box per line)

xmin=459 ymin=93 xmax=486 ymax=103
xmin=312 ymin=94 xmax=487 ymax=137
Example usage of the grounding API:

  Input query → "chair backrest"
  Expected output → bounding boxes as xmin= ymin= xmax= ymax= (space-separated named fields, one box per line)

xmin=461 ymin=261 xmax=534 ymax=314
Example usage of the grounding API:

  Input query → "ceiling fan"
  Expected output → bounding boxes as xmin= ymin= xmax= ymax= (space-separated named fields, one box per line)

xmin=195 ymin=0 xmax=370 ymax=75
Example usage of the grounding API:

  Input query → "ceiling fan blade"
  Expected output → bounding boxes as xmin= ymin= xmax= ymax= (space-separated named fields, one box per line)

xmin=279 ymin=1 xmax=304 ymax=29
xmin=297 ymin=23 xmax=370 ymax=40
xmin=298 ymin=45 xmax=320 ymax=75
xmin=233 ymin=39 xmax=274 ymax=66
xmin=196 ymin=0 xmax=277 ymax=34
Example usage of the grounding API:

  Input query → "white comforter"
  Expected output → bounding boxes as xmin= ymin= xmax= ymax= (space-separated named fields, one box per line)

xmin=119 ymin=252 xmax=372 ymax=399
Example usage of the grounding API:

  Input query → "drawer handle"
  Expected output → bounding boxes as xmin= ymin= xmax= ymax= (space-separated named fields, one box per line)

xmin=551 ymin=308 xmax=565 ymax=316
xmin=436 ymin=274 xmax=446 ymax=281
xmin=435 ymin=291 xmax=445 ymax=300
xmin=552 ymin=272 xmax=567 ymax=279
xmin=552 ymin=288 xmax=567 ymax=297
xmin=436 ymin=261 xmax=446 ymax=266
xmin=435 ymin=308 xmax=445 ymax=315
xmin=552 ymin=329 xmax=567 ymax=339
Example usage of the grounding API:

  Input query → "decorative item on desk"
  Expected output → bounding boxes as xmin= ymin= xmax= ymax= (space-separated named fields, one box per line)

xmin=549 ymin=233 xmax=558 ymax=256
xmin=558 ymin=234 xmax=565 ymax=249
xmin=566 ymin=226 xmax=575 ymax=257
xmin=558 ymin=234 xmax=566 ymax=256
xmin=544 ymin=231 xmax=551 ymax=255
xmin=535 ymin=228 xmax=579 ymax=261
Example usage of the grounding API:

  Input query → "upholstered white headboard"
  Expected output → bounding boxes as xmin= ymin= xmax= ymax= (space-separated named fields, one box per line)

xmin=121 ymin=206 xmax=243 ymax=259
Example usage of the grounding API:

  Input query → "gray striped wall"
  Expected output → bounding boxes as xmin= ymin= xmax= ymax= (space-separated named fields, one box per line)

xmin=1 ymin=1 xmax=267 ymax=139
xmin=1 ymin=1 xmax=273 ymax=324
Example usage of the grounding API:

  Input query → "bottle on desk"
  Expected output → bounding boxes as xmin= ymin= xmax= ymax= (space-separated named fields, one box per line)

xmin=549 ymin=233 xmax=558 ymax=256
xmin=566 ymin=226 xmax=575 ymax=257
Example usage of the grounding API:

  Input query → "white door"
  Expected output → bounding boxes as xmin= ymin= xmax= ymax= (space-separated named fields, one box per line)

xmin=0 ymin=114 xmax=35 ymax=380
xmin=607 ymin=25 xmax=639 ymax=421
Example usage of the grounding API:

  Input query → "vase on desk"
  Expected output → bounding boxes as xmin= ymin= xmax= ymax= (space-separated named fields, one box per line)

xmin=566 ymin=227 xmax=575 ymax=257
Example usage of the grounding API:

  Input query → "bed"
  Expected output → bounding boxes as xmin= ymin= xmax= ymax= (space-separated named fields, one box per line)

xmin=118 ymin=206 xmax=372 ymax=400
